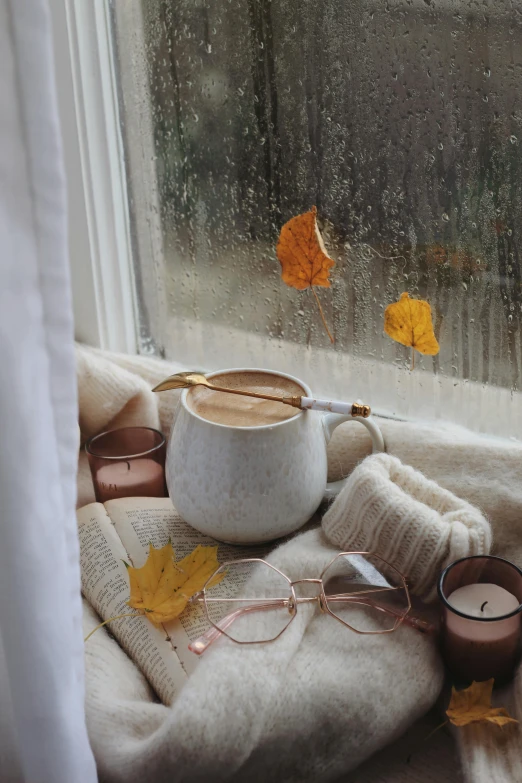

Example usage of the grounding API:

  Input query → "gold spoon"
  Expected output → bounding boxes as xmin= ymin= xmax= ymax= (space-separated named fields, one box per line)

xmin=153 ymin=372 xmax=302 ymax=407
xmin=152 ymin=372 xmax=371 ymax=418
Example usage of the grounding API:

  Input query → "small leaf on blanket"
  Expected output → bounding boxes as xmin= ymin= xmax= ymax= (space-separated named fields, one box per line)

xmin=127 ymin=542 xmax=223 ymax=625
xmin=446 ymin=679 xmax=518 ymax=728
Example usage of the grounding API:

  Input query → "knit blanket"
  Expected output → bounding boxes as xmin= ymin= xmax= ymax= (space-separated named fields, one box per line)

xmin=77 ymin=344 xmax=522 ymax=783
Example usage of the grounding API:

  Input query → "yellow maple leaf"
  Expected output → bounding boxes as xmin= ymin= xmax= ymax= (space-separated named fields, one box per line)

xmin=126 ymin=542 xmax=222 ymax=625
xmin=384 ymin=292 xmax=439 ymax=369
xmin=276 ymin=206 xmax=335 ymax=343
xmin=446 ymin=680 xmax=519 ymax=728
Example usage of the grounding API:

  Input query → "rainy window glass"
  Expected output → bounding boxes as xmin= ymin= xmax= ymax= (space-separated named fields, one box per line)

xmin=111 ymin=0 xmax=522 ymax=437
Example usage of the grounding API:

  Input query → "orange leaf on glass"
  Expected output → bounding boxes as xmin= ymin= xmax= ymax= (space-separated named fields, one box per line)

xmin=276 ymin=206 xmax=335 ymax=342
xmin=384 ymin=292 xmax=439 ymax=369
xmin=446 ymin=679 xmax=518 ymax=728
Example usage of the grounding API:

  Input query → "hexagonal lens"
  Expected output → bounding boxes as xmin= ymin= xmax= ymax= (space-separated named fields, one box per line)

xmin=322 ymin=553 xmax=409 ymax=633
xmin=203 ymin=560 xmax=294 ymax=643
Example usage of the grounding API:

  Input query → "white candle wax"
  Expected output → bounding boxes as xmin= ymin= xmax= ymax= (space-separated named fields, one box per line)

xmin=448 ymin=583 xmax=520 ymax=619
xmin=443 ymin=582 xmax=521 ymax=682
xmin=96 ymin=458 xmax=165 ymax=501
xmin=441 ymin=558 xmax=522 ymax=683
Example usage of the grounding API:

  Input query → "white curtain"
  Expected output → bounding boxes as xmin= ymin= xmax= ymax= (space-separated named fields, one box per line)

xmin=0 ymin=0 xmax=97 ymax=780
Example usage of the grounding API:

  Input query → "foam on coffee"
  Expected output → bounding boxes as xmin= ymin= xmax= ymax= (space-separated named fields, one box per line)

xmin=187 ymin=371 xmax=304 ymax=427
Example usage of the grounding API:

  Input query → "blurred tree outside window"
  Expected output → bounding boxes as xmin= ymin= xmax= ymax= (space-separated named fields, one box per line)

xmin=111 ymin=0 xmax=522 ymax=437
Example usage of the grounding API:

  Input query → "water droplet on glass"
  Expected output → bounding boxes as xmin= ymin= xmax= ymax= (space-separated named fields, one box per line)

xmin=442 ymin=212 xmax=450 ymax=222
xmin=484 ymin=67 xmax=491 ymax=77
xmin=510 ymin=135 xmax=518 ymax=145
xmin=438 ymin=142 xmax=444 ymax=150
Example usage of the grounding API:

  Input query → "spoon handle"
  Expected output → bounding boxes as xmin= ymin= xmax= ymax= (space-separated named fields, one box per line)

xmin=207 ymin=385 xmax=370 ymax=417
xmin=300 ymin=396 xmax=371 ymax=418
xmin=208 ymin=384 xmax=302 ymax=408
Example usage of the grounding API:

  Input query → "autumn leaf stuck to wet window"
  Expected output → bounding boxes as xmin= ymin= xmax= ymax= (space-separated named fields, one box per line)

xmin=384 ymin=292 xmax=439 ymax=369
xmin=276 ymin=206 xmax=335 ymax=343
xmin=127 ymin=541 xmax=223 ymax=625
xmin=446 ymin=679 xmax=518 ymax=728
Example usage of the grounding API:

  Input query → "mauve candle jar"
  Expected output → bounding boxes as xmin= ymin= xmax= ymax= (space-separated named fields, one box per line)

xmin=438 ymin=555 xmax=522 ymax=684
xmin=86 ymin=427 xmax=167 ymax=503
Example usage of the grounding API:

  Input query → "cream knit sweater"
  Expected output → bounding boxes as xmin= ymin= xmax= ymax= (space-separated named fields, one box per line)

xmin=77 ymin=344 xmax=522 ymax=783
xmin=323 ymin=452 xmax=492 ymax=601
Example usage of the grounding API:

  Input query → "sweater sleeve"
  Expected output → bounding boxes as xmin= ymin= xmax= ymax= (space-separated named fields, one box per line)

xmin=455 ymin=670 xmax=522 ymax=783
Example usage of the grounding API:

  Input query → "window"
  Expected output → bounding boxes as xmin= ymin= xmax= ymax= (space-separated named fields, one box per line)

xmin=108 ymin=1 xmax=522 ymax=436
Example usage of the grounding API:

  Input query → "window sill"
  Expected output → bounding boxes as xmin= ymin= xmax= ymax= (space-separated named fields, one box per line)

xmin=162 ymin=314 xmax=522 ymax=441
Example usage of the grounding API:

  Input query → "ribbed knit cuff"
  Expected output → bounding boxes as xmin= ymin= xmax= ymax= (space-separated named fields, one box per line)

xmin=322 ymin=453 xmax=492 ymax=600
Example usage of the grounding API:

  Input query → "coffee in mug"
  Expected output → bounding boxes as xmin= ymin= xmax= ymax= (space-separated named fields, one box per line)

xmin=188 ymin=370 xmax=301 ymax=427
xmin=166 ymin=368 xmax=384 ymax=544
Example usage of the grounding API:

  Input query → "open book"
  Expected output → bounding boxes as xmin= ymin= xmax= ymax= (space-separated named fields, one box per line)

xmin=78 ymin=498 xmax=273 ymax=705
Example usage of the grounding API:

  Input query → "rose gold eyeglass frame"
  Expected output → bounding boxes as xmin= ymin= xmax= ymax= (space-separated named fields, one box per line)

xmin=188 ymin=551 xmax=434 ymax=655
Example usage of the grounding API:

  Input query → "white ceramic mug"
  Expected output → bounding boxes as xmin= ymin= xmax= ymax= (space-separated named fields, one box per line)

xmin=166 ymin=368 xmax=384 ymax=544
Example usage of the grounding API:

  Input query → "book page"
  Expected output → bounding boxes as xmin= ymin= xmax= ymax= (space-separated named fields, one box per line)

xmin=77 ymin=503 xmax=187 ymax=703
xmin=104 ymin=497 xmax=274 ymax=674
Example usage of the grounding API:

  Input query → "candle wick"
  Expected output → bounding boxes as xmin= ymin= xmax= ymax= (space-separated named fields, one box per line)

xmin=126 ymin=461 xmax=131 ymax=470
xmin=480 ymin=601 xmax=488 ymax=612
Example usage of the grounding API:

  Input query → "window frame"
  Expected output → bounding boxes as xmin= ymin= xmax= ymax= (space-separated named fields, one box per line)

xmin=50 ymin=0 xmax=522 ymax=440
xmin=49 ymin=0 xmax=138 ymax=353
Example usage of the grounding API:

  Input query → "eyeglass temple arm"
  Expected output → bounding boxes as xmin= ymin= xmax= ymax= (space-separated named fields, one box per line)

xmin=188 ymin=599 xmax=288 ymax=655
xmin=326 ymin=594 xmax=435 ymax=634
xmin=188 ymin=595 xmax=435 ymax=656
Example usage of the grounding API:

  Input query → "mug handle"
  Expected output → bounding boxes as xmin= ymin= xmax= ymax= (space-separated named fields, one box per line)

xmin=322 ymin=413 xmax=385 ymax=501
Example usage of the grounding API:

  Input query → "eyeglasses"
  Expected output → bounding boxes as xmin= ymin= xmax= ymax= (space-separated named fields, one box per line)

xmin=188 ymin=552 xmax=434 ymax=655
